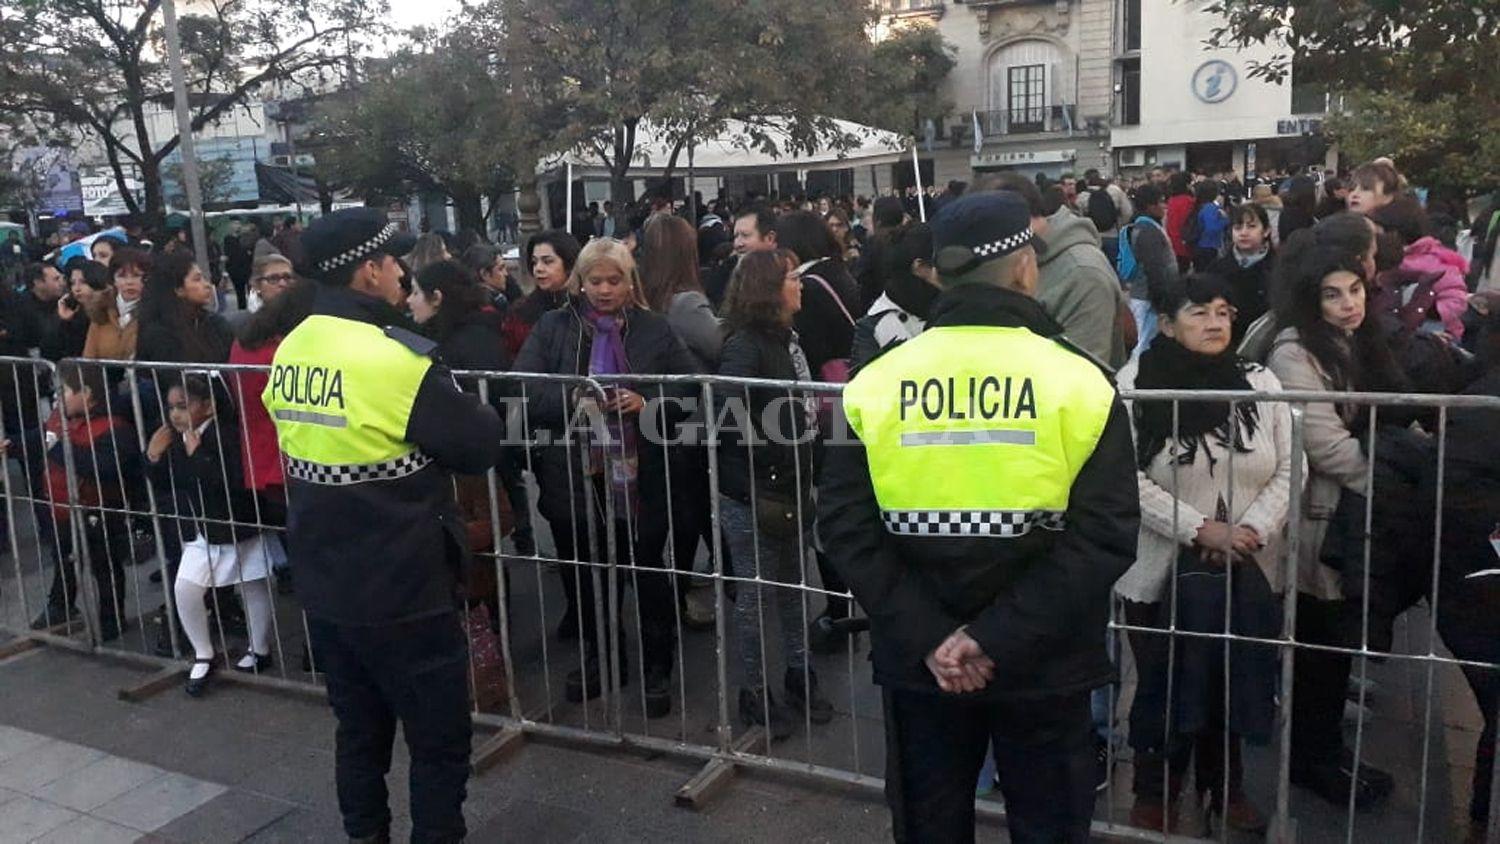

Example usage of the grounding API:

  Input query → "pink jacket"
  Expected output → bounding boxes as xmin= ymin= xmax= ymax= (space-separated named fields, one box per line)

xmin=1402 ymin=237 xmax=1470 ymax=339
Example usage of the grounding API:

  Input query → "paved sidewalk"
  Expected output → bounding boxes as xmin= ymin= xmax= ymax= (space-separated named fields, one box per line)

xmin=0 ymin=644 xmax=897 ymax=843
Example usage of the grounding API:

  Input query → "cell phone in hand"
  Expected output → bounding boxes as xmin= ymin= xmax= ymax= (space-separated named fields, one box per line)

xmin=61 ymin=294 xmax=78 ymax=310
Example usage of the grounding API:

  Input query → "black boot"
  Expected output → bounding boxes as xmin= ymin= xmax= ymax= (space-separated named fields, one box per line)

xmin=565 ymin=647 xmax=630 ymax=703
xmin=738 ymin=687 xmax=794 ymax=740
xmin=784 ymin=667 xmax=833 ymax=724
xmin=644 ymin=664 xmax=672 ymax=719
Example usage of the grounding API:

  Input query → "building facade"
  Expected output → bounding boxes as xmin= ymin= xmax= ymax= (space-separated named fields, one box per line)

xmin=1107 ymin=0 xmax=1333 ymax=179
xmin=877 ymin=0 xmax=1116 ymax=188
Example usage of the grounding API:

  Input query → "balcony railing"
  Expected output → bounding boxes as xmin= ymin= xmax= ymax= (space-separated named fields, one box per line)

xmin=979 ymin=104 xmax=1077 ymax=137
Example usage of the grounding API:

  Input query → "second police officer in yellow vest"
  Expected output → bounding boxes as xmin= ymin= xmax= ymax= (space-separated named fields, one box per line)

xmin=820 ymin=192 xmax=1140 ymax=843
xmin=263 ymin=208 xmax=502 ymax=844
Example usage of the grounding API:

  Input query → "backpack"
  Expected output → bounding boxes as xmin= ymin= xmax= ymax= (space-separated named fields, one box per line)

xmin=1116 ymin=219 xmax=1150 ymax=285
xmin=1182 ymin=203 xmax=1204 ymax=247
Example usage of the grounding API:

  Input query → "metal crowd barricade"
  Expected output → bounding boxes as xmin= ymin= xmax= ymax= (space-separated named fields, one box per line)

xmin=1 ymin=357 xmax=1497 ymax=844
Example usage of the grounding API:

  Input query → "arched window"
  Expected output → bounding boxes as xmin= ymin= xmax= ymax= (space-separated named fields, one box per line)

xmin=988 ymin=39 xmax=1065 ymax=133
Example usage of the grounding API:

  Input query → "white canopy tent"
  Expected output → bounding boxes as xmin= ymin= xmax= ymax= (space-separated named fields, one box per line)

xmin=538 ymin=116 xmax=925 ymax=227
xmin=539 ymin=117 xmax=910 ymax=179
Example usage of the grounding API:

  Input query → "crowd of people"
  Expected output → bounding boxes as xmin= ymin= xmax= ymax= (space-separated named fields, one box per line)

xmin=1 ymin=153 xmax=1498 ymax=841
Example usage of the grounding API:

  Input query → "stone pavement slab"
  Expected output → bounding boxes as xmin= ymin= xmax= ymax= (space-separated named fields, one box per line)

xmin=30 ymin=813 xmax=144 ymax=844
xmin=0 ymin=794 xmax=81 ymax=844
xmin=92 ymin=772 xmax=228 ymax=833
xmin=30 ymin=755 xmax=167 ymax=812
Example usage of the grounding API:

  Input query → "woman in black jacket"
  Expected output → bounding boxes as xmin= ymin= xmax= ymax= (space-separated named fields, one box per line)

xmin=408 ymin=259 xmax=510 ymax=377
xmin=514 ymin=238 xmax=700 ymax=720
xmin=716 ymin=248 xmax=832 ymax=739
xmin=768 ymin=211 xmax=862 ymax=646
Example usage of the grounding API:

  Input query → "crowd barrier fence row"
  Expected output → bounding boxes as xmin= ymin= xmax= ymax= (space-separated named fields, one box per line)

xmin=0 ymin=355 xmax=1496 ymax=844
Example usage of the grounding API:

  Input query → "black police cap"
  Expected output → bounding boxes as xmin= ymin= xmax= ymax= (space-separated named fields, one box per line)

xmin=301 ymin=208 xmax=418 ymax=281
xmin=930 ymin=192 xmax=1037 ymax=276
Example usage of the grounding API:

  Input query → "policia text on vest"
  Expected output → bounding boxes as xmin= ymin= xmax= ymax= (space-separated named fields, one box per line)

xmin=899 ymin=375 xmax=1037 ymax=445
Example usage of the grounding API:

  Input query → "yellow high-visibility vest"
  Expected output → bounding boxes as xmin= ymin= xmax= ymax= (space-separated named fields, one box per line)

xmin=262 ymin=315 xmax=432 ymax=484
xmin=841 ymin=324 xmax=1115 ymax=537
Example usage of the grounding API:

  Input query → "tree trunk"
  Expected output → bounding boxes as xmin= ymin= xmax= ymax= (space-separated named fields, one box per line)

xmin=139 ymin=156 xmax=166 ymax=231
xmin=451 ymin=186 xmax=485 ymax=234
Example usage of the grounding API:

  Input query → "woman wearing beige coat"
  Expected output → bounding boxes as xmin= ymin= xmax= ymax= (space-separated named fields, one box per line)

xmin=1265 ymin=213 xmax=1405 ymax=810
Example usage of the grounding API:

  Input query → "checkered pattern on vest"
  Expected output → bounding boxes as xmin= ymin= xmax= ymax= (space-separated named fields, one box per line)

xmin=285 ymin=451 xmax=433 ymax=486
xmin=881 ymin=509 xmax=1066 ymax=538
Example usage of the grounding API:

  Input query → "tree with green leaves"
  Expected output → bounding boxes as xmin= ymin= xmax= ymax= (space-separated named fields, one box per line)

xmin=859 ymin=26 xmax=957 ymax=138
xmin=1203 ymin=0 xmax=1497 ymax=191
xmin=496 ymin=0 xmax=883 ymax=214
xmin=0 ymin=0 xmax=384 ymax=224
xmin=308 ymin=32 xmax=533 ymax=234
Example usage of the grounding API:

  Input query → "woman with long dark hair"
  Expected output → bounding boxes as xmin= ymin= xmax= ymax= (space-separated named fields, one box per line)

xmin=137 ymin=250 xmax=233 ymax=364
xmin=1266 ymin=212 xmax=1405 ymax=809
xmin=638 ymin=214 xmax=721 ymax=628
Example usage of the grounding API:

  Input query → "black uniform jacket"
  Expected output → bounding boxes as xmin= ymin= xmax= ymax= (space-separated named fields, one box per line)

xmin=284 ymin=286 xmax=502 ymax=626
xmin=818 ymin=284 xmax=1141 ymax=699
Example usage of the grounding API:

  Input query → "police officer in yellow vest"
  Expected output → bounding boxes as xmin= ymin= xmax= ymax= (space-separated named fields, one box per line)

xmin=264 ymin=208 xmax=502 ymax=844
xmin=820 ymin=192 xmax=1140 ymax=843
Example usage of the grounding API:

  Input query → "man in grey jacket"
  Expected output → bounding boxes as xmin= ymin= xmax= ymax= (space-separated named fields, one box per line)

xmin=973 ymin=172 xmax=1129 ymax=368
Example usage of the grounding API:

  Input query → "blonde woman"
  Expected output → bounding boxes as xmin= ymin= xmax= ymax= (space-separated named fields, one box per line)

xmin=514 ymin=238 xmax=701 ymax=720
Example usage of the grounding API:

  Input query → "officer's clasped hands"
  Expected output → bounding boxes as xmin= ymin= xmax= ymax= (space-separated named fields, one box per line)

xmin=926 ymin=627 xmax=995 ymax=693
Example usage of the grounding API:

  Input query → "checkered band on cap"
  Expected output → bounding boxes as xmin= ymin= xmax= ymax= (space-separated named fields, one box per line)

xmin=285 ymin=451 xmax=433 ymax=486
xmin=881 ymin=509 xmax=1065 ymax=538
xmin=970 ymin=228 xmax=1034 ymax=260
xmin=317 ymin=222 xmax=400 ymax=273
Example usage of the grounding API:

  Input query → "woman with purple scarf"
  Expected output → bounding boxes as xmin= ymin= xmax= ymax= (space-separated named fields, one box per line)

xmin=514 ymin=238 xmax=701 ymax=720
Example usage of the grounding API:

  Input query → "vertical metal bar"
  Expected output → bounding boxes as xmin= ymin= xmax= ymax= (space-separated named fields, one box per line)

xmin=55 ymin=363 xmax=101 ymax=647
xmin=1162 ymin=396 xmax=1182 ymax=835
xmin=2 ymin=362 xmax=32 ymax=628
xmin=519 ymin=379 xmax=555 ymax=719
xmin=478 ymin=378 xmax=521 ymax=720
xmin=126 ymin=368 xmax=181 ymax=660
xmin=702 ymin=380 xmax=733 ymax=754
xmin=1415 ymin=405 xmax=1447 ymax=843
xmin=1221 ymin=398 xmax=1238 ymax=843
xmin=1345 ymin=405 xmax=1379 ymax=843
xmin=1273 ymin=404 xmax=1306 ymax=844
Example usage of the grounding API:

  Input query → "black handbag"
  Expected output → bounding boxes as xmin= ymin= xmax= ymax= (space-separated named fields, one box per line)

xmin=754 ymin=466 xmax=811 ymax=540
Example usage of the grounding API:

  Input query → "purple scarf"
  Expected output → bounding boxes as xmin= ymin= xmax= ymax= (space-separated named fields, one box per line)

xmin=583 ymin=307 xmax=640 ymax=519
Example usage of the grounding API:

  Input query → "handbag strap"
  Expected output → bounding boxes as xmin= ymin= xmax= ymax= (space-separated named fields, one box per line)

xmin=795 ymin=260 xmax=855 ymax=326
